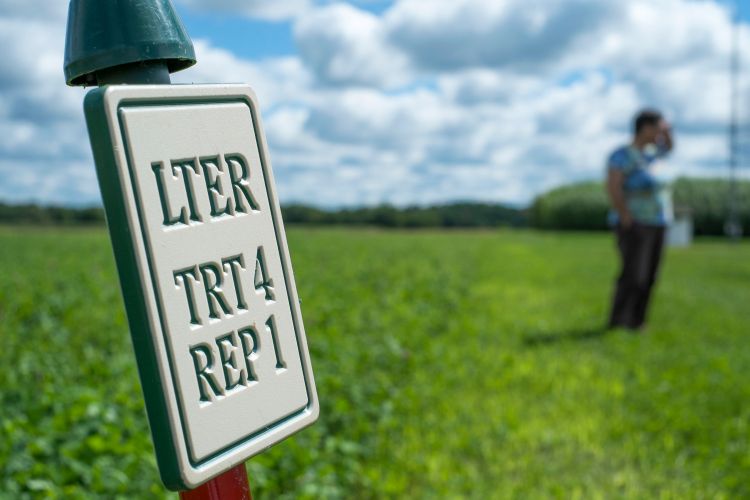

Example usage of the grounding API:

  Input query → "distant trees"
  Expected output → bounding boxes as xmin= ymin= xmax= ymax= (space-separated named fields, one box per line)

xmin=0 ymin=203 xmax=105 ymax=226
xmin=529 ymin=178 xmax=750 ymax=235
xmin=0 ymin=201 xmax=526 ymax=229
xmin=2 ymin=177 xmax=746 ymax=235
xmin=528 ymin=182 xmax=609 ymax=231
xmin=281 ymin=203 xmax=526 ymax=228
xmin=672 ymin=178 xmax=750 ymax=236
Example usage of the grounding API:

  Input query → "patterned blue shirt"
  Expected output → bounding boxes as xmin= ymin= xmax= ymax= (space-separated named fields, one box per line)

xmin=607 ymin=145 xmax=673 ymax=226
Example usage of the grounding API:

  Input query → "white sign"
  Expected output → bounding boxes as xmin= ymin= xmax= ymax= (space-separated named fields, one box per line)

xmin=84 ymin=85 xmax=318 ymax=490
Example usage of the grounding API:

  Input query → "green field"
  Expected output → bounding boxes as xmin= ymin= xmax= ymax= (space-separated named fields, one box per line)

xmin=1 ymin=226 xmax=749 ymax=498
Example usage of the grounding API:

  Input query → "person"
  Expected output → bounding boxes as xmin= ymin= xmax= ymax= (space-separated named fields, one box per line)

xmin=606 ymin=109 xmax=674 ymax=331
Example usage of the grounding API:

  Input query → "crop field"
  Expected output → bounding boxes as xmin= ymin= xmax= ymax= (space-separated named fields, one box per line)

xmin=1 ymin=226 xmax=749 ymax=498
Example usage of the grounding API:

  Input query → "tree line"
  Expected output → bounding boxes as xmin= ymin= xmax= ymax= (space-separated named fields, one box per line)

xmin=0 ymin=201 xmax=526 ymax=229
xmin=281 ymin=202 xmax=526 ymax=228
xmin=1 ymin=177 xmax=746 ymax=235
xmin=529 ymin=177 xmax=750 ymax=236
xmin=0 ymin=203 xmax=105 ymax=226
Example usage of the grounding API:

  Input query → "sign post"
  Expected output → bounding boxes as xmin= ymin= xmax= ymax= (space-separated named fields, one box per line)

xmin=179 ymin=464 xmax=252 ymax=500
xmin=64 ymin=1 xmax=318 ymax=496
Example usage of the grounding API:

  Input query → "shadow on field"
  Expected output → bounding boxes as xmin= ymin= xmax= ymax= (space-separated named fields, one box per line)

xmin=522 ymin=326 xmax=609 ymax=347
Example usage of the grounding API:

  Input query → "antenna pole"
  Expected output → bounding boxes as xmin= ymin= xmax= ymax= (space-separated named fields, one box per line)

xmin=727 ymin=0 xmax=743 ymax=239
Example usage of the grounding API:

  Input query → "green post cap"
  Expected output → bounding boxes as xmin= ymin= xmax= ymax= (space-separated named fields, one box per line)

xmin=64 ymin=0 xmax=196 ymax=86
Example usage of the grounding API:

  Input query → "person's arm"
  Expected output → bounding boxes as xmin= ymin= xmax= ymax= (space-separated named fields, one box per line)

xmin=607 ymin=168 xmax=633 ymax=228
xmin=658 ymin=119 xmax=673 ymax=154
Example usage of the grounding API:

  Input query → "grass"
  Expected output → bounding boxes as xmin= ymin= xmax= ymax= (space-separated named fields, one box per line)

xmin=0 ymin=226 xmax=748 ymax=498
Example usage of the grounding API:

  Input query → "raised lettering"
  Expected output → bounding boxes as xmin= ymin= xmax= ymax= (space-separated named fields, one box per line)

xmin=190 ymin=344 xmax=223 ymax=403
xmin=200 ymin=156 xmax=232 ymax=218
xmin=171 ymin=159 xmax=203 ymax=223
xmin=254 ymin=246 xmax=275 ymax=302
xmin=226 ymin=154 xmax=259 ymax=213
xmin=239 ymin=326 xmax=259 ymax=383
xmin=216 ymin=333 xmax=244 ymax=392
xmin=152 ymin=161 xmax=188 ymax=226
xmin=174 ymin=266 xmax=202 ymax=326
xmin=266 ymin=314 xmax=286 ymax=371
xmin=199 ymin=262 xmax=232 ymax=320
xmin=222 ymin=254 xmax=247 ymax=311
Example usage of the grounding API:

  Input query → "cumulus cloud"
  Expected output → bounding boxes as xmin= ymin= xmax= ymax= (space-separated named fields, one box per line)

xmin=284 ymin=0 xmax=750 ymax=203
xmin=0 ymin=2 xmax=91 ymax=204
xmin=176 ymin=0 xmax=311 ymax=21
xmin=294 ymin=3 xmax=410 ymax=87
xmin=0 ymin=0 xmax=748 ymax=207
xmin=0 ymin=0 xmax=67 ymax=21
xmin=174 ymin=40 xmax=313 ymax=108
xmin=385 ymin=0 xmax=622 ymax=73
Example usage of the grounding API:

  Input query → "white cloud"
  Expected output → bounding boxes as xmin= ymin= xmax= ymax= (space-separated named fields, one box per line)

xmin=0 ymin=159 xmax=98 ymax=205
xmin=280 ymin=0 xmax=749 ymax=204
xmin=294 ymin=3 xmax=410 ymax=87
xmin=439 ymin=70 xmax=545 ymax=105
xmin=176 ymin=0 xmax=311 ymax=21
xmin=384 ymin=0 xmax=622 ymax=73
xmin=0 ymin=0 xmax=67 ymax=21
xmin=0 ymin=4 xmax=94 ymax=205
xmin=174 ymin=40 xmax=313 ymax=108
xmin=0 ymin=0 xmax=747 ymax=208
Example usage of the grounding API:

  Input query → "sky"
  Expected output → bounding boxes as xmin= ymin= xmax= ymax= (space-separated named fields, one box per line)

xmin=0 ymin=0 xmax=748 ymax=208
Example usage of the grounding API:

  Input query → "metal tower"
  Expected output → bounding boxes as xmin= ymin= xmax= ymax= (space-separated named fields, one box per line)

xmin=726 ymin=0 xmax=743 ymax=239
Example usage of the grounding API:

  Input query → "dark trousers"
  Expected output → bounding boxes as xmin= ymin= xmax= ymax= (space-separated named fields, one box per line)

xmin=608 ymin=224 xmax=666 ymax=330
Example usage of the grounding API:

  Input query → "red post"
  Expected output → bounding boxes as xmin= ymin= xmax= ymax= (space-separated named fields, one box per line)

xmin=179 ymin=463 xmax=252 ymax=500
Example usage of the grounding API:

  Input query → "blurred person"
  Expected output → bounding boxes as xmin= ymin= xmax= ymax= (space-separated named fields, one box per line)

xmin=606 ymin=109 xmax=674 ymax=331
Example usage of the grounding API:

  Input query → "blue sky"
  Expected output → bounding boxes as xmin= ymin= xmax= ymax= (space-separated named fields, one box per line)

xmin=0 ymin=0 xmax=748 ymax=207
xmin=180 ymin=15 xmax=296 ymax=60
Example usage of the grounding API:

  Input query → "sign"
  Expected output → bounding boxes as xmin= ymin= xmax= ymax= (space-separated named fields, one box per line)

xmin=84 ymin=84 xmax=318 ymax=490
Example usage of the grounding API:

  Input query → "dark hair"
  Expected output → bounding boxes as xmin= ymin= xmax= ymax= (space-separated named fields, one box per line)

xmin=634 ymin=109 xmax=662 ymax=135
